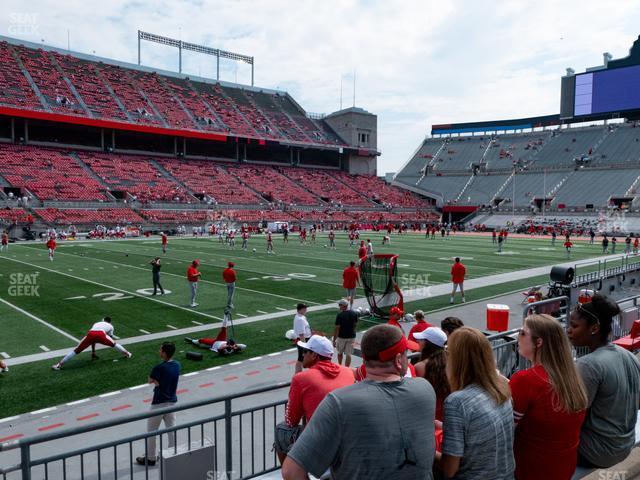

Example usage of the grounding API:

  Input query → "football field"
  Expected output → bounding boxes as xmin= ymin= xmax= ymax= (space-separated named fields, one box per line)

xmin=0 ymin=232 xmax=609 ymax=415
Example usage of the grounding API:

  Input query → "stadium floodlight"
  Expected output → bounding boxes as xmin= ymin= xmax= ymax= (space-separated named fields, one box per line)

xmin=137 ymin=30 xmax=255 ymax=85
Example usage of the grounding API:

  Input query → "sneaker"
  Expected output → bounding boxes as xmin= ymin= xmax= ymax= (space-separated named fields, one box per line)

xmin=124 ymin=352 xmax=132 ymax=359
xmin=52 ymin=363 xmax=61 ymax=371
xmin=462 ymin=298 xmax=466 ymax=303
xmin=1 ymin=365 xmax=8 ymax=373
xmin=135 ymin=457 xmax=156 ymax=466
xmin=190 ymin=303 xmax=199 ymax=307
xmin=450 ymin=298 xmax=454 ymax=304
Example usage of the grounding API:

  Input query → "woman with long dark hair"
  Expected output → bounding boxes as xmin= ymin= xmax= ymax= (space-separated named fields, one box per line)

xmin=567 ymin=294 xmax=640 ymax=468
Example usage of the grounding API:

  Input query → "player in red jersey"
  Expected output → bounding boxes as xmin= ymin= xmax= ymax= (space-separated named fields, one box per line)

xmin=161 ymin=232 xmax=168 ymax=255
xmin=267 ymin=231 xmax=274 ymax=254
xmin=1 ymin=231 xmax=8 ymax=253
xmin=564 ymin=240 xmax=573 ymax=258
xmin=357 ymin=240 xmax=367 ymax=264
xmin=46 ymin=237 xmax=56 ymax=262
xmin=241 ymin=231 xmax=249 ymax=251
xmin=52 ymin=317 xmax=132 ymax=370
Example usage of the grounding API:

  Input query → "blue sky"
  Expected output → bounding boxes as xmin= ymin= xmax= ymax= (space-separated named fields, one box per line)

xmin=2 ymin=0 xmax=640 ymax=174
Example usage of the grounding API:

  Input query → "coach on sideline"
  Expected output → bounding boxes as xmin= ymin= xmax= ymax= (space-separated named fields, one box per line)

xmin=283 ymin=324 xmax=436 ymax=479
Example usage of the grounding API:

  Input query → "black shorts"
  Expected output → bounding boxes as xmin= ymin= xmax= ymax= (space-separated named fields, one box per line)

xmin=297 ymin=339 xmax=310 ymax=362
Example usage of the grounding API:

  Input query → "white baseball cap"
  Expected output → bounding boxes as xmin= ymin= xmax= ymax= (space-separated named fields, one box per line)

xmin=413 ymin=327 xmax=448 ymax=348
xmin=297 ymin=335 xmax=334 ymax=358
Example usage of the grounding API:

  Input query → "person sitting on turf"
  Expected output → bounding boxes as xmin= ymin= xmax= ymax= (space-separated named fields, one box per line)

xmin=185 ymin=315 xmax=246 ymax=355
xmin=185 ymin=337 xmax=246 ymax=355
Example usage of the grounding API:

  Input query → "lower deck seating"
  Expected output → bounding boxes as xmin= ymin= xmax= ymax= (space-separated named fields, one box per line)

xmin=34 ymin=208 xmax=144 ymax=225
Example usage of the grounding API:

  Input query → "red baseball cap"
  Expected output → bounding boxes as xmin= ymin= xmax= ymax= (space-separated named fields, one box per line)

xmin=193 ymin=259 xmax=200 ymax=266
xmin=228 ymin=261 xmax=235 ymax=267
xmin=389 ymin=306 xmax=404 ymax=317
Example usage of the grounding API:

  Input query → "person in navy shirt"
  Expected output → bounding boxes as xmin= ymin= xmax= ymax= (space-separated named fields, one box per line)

xmin=136 ymin=342 xmax=181 ymax=466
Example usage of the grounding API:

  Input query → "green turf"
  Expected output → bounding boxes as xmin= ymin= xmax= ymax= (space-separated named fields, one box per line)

xmin=0 ymin=232 xmax=611 ymax=416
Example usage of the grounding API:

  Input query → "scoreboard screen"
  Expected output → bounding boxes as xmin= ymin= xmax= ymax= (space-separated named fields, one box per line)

xmin=562 ymin=64 xmax=640 ymax=118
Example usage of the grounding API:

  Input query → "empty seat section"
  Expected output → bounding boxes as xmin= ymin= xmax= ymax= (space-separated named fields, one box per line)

xmin=0 ymin=144 xmax=109 ymax=201
xmin=157 ymin=159 xmax=263 ymax=205
xmin=281 ymin=167 xmax=371 ymax=206
xmin=0 ymin=42 xmax=44 ymax=110
xmin=35 ymin=208 xmax=143 ymax=224
xmin=78 ymin=152 xmax=191 ymax=203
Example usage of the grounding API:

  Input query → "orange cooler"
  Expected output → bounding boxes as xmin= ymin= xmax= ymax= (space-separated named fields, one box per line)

xmin=487 ymin=304 xmax=510 ymax=332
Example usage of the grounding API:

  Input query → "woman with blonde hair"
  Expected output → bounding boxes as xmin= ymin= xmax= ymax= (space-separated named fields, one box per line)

xmin=437 ymin=327 xmax=514 ymax=479
xmin=510 ymin=314 xmax=587 ymax=480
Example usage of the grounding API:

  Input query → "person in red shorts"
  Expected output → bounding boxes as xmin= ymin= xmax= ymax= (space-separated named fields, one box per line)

xmin=407 ymin=310 xmax=433 ymax=343
xmin=46 ymin=236 xmax=56 ymax=262
xmin=510 ymin=314 xmax=587 ymax=480
xmin=52 ymin=317 xmax=131 ymax=370
xmin=342 ymin=261 xmax=360 ymax=309
xmin=450 ymin=257 xmax=466 ymax=304
xmin=161 ymin=232 xmax=168 ymax=255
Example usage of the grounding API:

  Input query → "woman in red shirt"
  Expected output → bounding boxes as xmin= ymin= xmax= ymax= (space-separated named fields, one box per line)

xmin=510 ymin=314 xmax=587 ymax=480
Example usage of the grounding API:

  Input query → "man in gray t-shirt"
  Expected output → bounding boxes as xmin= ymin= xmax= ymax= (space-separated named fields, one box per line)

xmin=282 ymin=324 xmax=436 ymax=480
xmin=577 ymin=343 xmax=640 ymax=467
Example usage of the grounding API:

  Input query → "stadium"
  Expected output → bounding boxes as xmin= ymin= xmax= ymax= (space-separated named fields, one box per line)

xmin=1 ymin=3 xmax=640 ymax=480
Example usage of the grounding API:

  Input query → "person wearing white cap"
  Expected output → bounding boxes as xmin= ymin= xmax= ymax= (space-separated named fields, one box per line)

xmin=413 ymin=327 xmax=450 ymax=422
xmin=274 ymin=335 xmax=354 ymax=466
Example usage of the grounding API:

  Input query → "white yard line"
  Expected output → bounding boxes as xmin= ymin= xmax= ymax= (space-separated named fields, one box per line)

xmin=0 ymin=297 xmax=80 ymax=343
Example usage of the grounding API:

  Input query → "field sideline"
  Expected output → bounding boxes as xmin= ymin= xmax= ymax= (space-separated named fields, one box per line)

xmin=0 ymin=231 xmax=608 ymax=416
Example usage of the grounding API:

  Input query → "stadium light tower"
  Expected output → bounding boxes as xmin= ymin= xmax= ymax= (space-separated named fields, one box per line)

xmin=137 ymin=30 xmax=255 ymax=85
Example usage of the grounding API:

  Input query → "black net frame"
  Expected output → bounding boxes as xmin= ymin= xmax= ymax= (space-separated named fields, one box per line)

xmin=360 ymin=253 xmax=404 ymax=318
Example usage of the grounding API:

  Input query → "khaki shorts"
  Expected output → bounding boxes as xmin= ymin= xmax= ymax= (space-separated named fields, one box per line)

xmin=336 ymin=337 xmax=354 ymax=356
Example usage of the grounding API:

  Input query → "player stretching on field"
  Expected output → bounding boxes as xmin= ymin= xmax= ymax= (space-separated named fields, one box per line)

xmin=52 ymin=317 xmax=132 ymax=370
xmin=46 ymin=236 xmax=56 ymax=262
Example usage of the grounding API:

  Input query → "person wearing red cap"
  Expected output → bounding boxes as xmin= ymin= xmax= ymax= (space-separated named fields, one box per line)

xmin=450 ymin=257 xmax=466 ymax=304
xmin=342 ymin=261 xmax=360 ymax=309
xmin=223 ymin=261 xmax=237 ymax=309
xmin=357 ymin=240 xmax=367 ymax=264
xmin=187 ymin=260 xmax=201 ymax=307
xmin=387 ymin=306 xmax=405 ymax=329
xmin=161 ymin=232 xmax=168 ymax=255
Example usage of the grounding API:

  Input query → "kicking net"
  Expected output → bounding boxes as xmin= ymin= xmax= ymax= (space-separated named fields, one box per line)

xmin=360 ymin=254 xmax=404 ymax=318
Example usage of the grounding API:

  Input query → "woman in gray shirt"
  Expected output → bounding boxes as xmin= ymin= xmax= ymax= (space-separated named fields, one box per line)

xmin=437 ymin=327 xmax=515 ymax=479
xmin=568 ymin=294 xmax=640 ymax=468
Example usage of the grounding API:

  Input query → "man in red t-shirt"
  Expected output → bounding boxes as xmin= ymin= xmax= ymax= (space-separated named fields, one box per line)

xmin=357 ymin=240 xmax=367 ymax=264
xmin=275 ymin=335 xmax=354 ymax=465
xmin=407 ymin=310 xmax=433 ymax=343
xmin=450 ymin=257 xmax=466 ymax=304
xmin=223 ymin=261 xmax=237 ymax=309
xmin=46 ymin=237 xmax=56 ymax=262
xmin=161 ymin=232 xmax=168 ymax=254
xmin=1 ymin=231 xmax=8 ymax=253
xmin=342 ymin=261 xmax=360 ymax=308
xmin=187 ymin=260 xmax=201 ymax=307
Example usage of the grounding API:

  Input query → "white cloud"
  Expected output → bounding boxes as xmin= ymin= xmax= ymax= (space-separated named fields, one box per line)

xmin=1 ymin=0 xmax=639 ymax=174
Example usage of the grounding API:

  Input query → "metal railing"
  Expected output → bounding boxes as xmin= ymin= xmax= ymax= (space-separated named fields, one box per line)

xmin=0 ymin=382 xmax=291 ymax=480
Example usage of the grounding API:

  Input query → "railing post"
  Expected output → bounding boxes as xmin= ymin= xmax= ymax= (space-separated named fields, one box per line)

xmin=225 ymin=398 xmax=233 ymax=480
xmin=20 ymin=444 xmax=31 ymax=480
